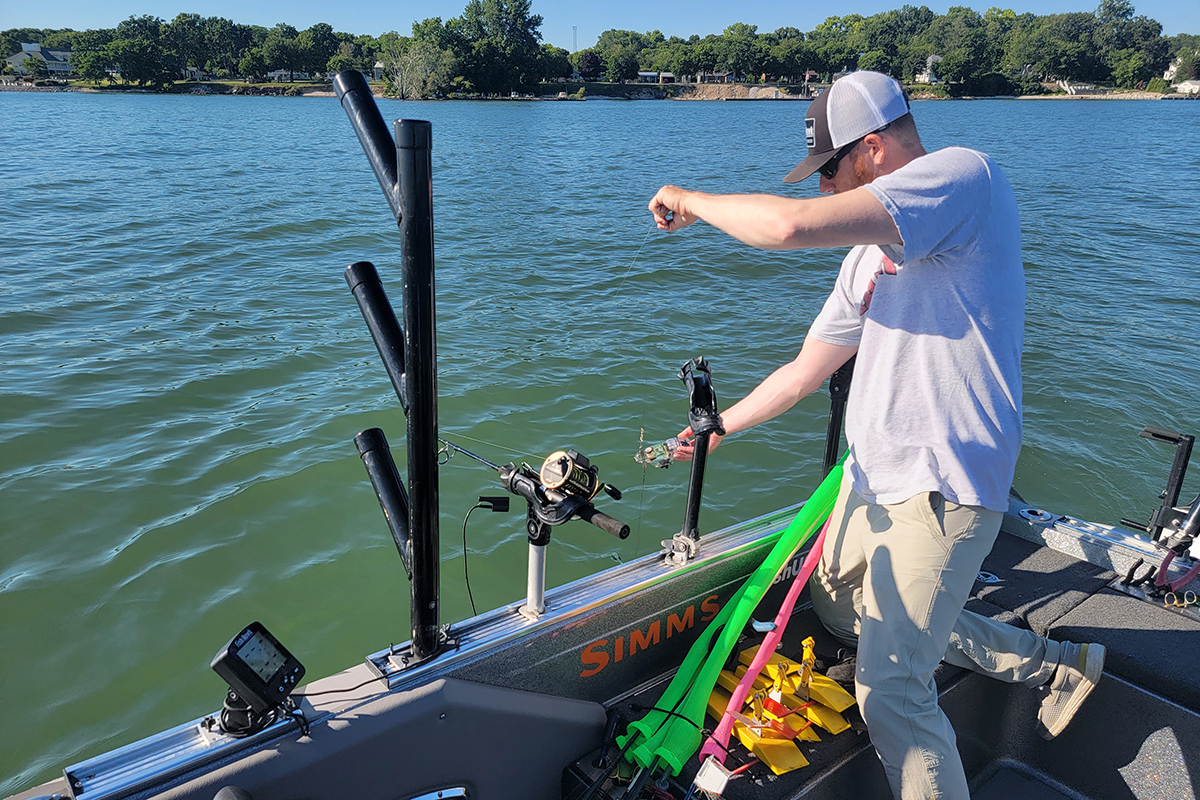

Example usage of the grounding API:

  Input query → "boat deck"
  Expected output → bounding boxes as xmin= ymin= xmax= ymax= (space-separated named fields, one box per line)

xmin=568 ymin=521 xmax=1200 ymax=800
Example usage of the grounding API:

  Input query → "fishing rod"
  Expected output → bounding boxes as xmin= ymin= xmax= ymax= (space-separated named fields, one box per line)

xmin=437 ymin=438 xmax=501 ymax=471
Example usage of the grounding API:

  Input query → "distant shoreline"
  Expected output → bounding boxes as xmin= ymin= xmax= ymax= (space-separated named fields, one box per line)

xmin=1 ymin=82 xmax=1191 ymax=101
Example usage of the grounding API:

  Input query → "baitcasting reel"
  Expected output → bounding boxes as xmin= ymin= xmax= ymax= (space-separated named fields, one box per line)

xmin=540 ymin=449 xmax=622 ymax=501
xmin=501 ymin=449 xmax=627 ymax=546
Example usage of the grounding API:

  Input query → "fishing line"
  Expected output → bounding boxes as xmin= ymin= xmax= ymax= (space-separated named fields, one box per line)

xmin=612 ymin=225 xmax=656 ymax=298
xmin=612 ymin=225 xmax=657 ymax=555
xmin=440 ymin=429 xmax=533 ymax=461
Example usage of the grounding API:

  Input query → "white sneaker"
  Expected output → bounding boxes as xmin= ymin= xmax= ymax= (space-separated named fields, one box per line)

xmin=1037 ymin=642 xmax=1105 ymax=740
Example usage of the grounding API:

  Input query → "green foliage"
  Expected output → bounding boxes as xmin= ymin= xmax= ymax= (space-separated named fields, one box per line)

xmin=167 ymin=13 xmax=204 ymax=72
xmin=1173 ymin=50 xmax=1198 ymax=81
xmin=604 ymin=45 xmax=638 ymax=82
xmin=578 ymin=50 xmax=601 ymax=79
xmin=238 ymin=48 xmax=267 ymax=82
xmin=960 ymin=71 xmax=1017 ymax=95
xmin=1012 ymin=75 xmax=1049 ymax=95
xmin=1146 ymin=76 xmax=1167 ymax=92
xmin=3 ymin=29 xmax=48 ymax=58
xmin=538 ymin=43 xmax=571 ymax=81
xmin=448 ymin=0 xmax=544 ymax=93
xmin=858 ymin=50 xmax=890 ymax=73
xmin=21 ymin=55 xmax=50 ymax=78
xmin=326 ymin=52 xmax=355 ymax=75
xmin=0 ymin=0 xmax=1187 ymax=93
xmin=297 ymin=23 xmax=338 ymax=75
xmin=1167 ymin=33 xmax=1200 ymax=60
xmin=388 ymin=38 xmax=457 ymax=98
xmin=111 ymin=16 xmax=178 ymax=88
xmin=262 ymin=23 xmax=300 ymax=78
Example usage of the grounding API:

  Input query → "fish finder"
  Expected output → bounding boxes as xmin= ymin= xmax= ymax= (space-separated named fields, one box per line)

xmin=211 ymin=621 xmax=305 ymax=715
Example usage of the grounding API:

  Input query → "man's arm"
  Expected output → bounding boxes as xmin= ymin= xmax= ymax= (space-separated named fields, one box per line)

xmin=649 ymin=186 xmax=900 ymax=250
xmin=675 ymin=337 xmax=858 ymax=460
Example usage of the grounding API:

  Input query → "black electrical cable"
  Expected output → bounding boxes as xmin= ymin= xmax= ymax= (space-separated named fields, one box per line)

xmin=627 ymin=703 xmax=704 ymax=731
xmin=292 ymin=675 xmax=388 ymax=698
xmin=284 ymin=698 xmax=312 ymax=737
xmin=570 ymin=613 xmax=738 ymax=800
xmin=461 ymin=502 xmax=490 ymax=617
xmin=217 ymin=690 xmax=276 ymax=739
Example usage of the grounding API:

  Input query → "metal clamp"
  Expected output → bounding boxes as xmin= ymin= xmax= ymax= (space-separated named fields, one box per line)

xmin=661 ymin=532 xmax=700 ymax=567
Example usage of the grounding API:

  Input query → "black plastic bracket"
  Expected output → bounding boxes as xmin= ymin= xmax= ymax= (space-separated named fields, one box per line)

xmin=680 ymin=357 xmax=725 ymax=438
xmin=1130 ymin=426 xmax=1195 ymax=544
xmin=676 ymin=357 xmax=723 ymax=547
xmin=500 ymin=463 xmax=589 ymax=546
xmin=823 ymin=356 xmax=855 ymax=477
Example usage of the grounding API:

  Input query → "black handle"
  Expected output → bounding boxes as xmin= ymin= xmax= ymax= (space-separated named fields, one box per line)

xmin=577 ymin=505 xmax=630 ymax=539
xmin=1141 ymin=426 xmax=1185 ymax=443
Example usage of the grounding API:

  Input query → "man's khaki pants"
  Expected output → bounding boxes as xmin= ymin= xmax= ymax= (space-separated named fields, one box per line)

xmin=809 ymin=471 xmax=1062 ymax=800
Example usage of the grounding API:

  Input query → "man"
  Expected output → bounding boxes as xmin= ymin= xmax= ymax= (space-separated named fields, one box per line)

xmin=650 ymin=71 xmax=1104 ymax=799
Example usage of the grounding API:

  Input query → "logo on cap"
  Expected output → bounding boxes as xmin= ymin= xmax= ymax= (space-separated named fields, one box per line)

xmin=805 ymin=118 xmax=815 ymax=150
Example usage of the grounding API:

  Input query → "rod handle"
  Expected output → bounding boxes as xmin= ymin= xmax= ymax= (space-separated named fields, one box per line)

xmin=1141 ymin=426 xmax=1187 ymax=444
xmin=577 ymin=505 xmax=631 ymax=539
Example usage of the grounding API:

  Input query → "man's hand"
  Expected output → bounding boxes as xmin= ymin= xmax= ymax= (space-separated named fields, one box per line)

xmin=649 ymin=185 xmax=698 ymax=232
xmin=673 ymin=425 xmax=725 ymax=462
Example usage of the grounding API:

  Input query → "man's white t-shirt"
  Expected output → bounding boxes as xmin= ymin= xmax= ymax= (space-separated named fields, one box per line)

xmin=808 ymin=146 xmax=1024 ymax=512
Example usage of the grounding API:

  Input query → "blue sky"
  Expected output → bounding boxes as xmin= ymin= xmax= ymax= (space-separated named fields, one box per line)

xmin=2 ymin=0 xmax=1197 ymax=50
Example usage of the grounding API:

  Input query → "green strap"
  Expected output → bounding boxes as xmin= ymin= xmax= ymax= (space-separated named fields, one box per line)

xmin=619 ymin=462 xmax=845 ymax=774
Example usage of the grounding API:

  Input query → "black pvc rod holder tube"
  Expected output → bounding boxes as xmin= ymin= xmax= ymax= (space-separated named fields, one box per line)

xmin=355 ymin=428 xmax=413 ymax=579
xmin=345 ymin=261 xmax=408 ymax=413
xmin=1181 ymin=494 xmax=1200 ymax=541
xmin=681 ymin=434 xmax=710 ymax=540
xmin=397 ymin=118 xmax=441 ymax=662
xmin=333 ymin=69 xmax=400 ymax=221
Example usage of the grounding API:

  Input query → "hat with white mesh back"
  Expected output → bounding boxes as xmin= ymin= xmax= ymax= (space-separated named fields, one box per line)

xmin=783 ymin=71 xmax=911 ymax=184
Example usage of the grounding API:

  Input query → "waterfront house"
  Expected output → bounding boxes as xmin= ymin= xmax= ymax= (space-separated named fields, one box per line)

xmin=915 ymin=54 xmax=943 ymax=84
xmin=1163 ymin=52 xmax=1198 ymax=82
xmin=6 ymin=43 xmax=72 ymax=77
xmin=266 ymin=69 xmax=311 ymax=82
xmin=1174 ymin=79 xmax=1200 ymax=95
xmin=636 ymin=71 xmax=676 ymax=84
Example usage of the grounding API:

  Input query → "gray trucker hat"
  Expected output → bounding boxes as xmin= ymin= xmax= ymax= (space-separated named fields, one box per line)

xmin=784 ymin=71 xmax=911 ymax=183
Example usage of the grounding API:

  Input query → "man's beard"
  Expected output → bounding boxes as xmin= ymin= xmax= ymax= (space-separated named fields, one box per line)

xmin=850 ymin=149 xmax=878 ymax=188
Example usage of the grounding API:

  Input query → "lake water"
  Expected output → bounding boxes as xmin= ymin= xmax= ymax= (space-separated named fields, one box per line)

xmin=1 ymin=90 xmax=1197 ymax=794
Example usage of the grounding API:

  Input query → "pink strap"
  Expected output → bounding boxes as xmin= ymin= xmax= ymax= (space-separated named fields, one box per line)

xmin=698 ymin=518 xmax=831 ymax=764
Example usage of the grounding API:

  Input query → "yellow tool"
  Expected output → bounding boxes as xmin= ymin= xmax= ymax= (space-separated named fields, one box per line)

xmin=704 ymin=639 xmax=861 ymax=777
xmin=739 ymin=644 xmax=858 ymax=713
xmin=751 ymin=737 xmax=811 ymax=775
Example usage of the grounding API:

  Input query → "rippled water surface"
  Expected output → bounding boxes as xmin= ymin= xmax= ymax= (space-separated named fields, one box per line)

xmin=1 ymin=92 xmax=1197 ymax=793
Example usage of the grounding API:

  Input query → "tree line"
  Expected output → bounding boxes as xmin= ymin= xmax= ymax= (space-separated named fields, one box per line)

xmin=581 ymin=1 xmax=1198 ymax=92
xmin=4 ymin=0 xmax=1198 ymax=95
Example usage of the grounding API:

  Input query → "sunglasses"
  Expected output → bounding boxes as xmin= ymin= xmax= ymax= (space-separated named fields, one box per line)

xmin=817 ymin=121 xmax=894 ymax=181
xmin=818 ymin=140 xmax=861 ymax=181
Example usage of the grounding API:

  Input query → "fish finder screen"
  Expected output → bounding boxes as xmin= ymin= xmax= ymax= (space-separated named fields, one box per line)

xmin=238 ymin=631 xmax=287 ymax=682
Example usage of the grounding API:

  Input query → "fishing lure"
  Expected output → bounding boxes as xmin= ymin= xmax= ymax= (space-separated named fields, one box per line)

xmin=635 ymin=434 xmax=694 ymax=469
